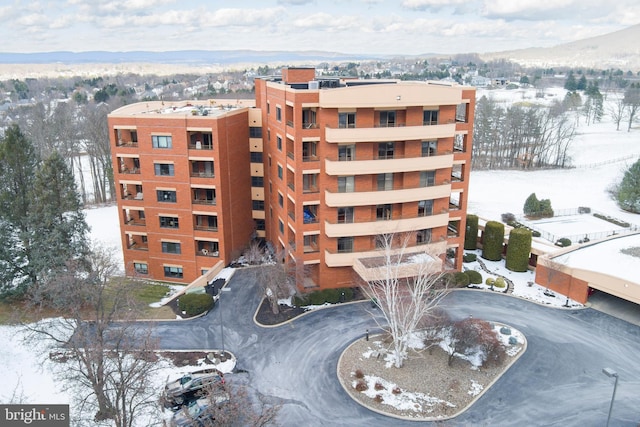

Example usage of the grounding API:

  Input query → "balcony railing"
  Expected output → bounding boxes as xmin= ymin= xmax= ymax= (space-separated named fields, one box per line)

xmin=302 ymin=122 xmax=319 ymax=129
xmin=192 ymin=199 xmax=216 ymax=205
xmin=287 ymin=183 xmax=295 ymax=191
xmin=190 ymin=171 xmax=215 ymax=178
xmin=288 ymin=211 xmax=296 ymax=221
xmin=127 ymin=242 xmax=148 ymax=251
xmin=287 ymin=152 xmax=295 ymax=160
xmin=194 ymin=225 xmax=218 ymax=232
xmin=197 ymin=249 xmax=219 ymax=257
xmin=120 ymin=167 xmax=140 ymax=175
xmin=122 ymin=192 xmax=144 ymax=201
xmin=188 ymin=142 xmax=213 ymax=150
xmin=126 ymin=218 xmax=146 ymax=226
xmin=303 ymin=155 xmax=319 ymax=162
xmin=116 ymin=141 xmax=138 ymax=147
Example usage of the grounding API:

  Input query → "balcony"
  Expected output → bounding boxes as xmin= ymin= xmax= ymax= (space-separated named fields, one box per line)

xmin=325 ymin=154 xmax=453 ymax=176
xmin=127 ymin=241 xmax=148 ymax=251
xmin=325 ymin=123 xmax=456 ymax=144
xmin=324 ymin=213 xmax=449 ymax=238
xmin=352 ymin=243 xmax=446 ymax=282
xmin=192 ymin=198 xmax=216 ymax=206
xmin=325 ymin=184 xmax=451 ymax=207
xmin=126 ymin=217 xmax=146 ymax=226
xmin=324 ymin=240 xmax=447 ymax=268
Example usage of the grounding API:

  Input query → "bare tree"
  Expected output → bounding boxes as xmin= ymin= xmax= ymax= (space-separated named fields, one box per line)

xmin=443 ymin=318 xmax=506 ymax=367
xmin=361 ymin=233 xmax=449 ymax=368
xmin=607 ymin=95 xmax=627 ymax=131
xmin=177 ymin=378 xmax=281 ymax=427
xmin=250 ymin=244 xmax=298 ymax=315
xmin=623 ymin=84 xmax=640 ymax=132
xmin=24 ymin=245 xmax=161 ymax=427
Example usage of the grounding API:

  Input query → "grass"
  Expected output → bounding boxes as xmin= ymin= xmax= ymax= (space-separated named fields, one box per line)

xmin=0 ymin=278 xmax=181 ymax=325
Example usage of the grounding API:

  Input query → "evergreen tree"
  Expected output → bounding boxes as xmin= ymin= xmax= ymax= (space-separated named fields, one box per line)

xmin=29 ymin=151 xmax=90 ymax=282
xmin=577 ymin=75 xmax=587 ymax=91
xmin=0 ymin=126 xmax=89 ymax=295
xmin=616 ymin=159 xmax=640 ymax=213
xmin=0 ymin=125 xmax=40 ymax=291
xmin=523 ymin=193 xmax=540 ymax=216
xmin=564 ymin=72 xmax=577 ymax=91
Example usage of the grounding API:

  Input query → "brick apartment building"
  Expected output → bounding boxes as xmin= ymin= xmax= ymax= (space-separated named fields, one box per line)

xmin=109 ymin=68 xmax=475 ymax=289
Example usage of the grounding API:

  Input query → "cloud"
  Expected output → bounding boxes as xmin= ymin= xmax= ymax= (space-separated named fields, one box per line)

xmin=277 ymin=0 xmax=315 ymax=5
xmin=291 ymin=12 xmax=360 ymax=32
xmin=402 ymin=0 xmax=467 ymax=11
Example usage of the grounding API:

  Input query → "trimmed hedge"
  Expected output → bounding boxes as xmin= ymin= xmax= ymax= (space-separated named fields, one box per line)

xmin=506 ymin=228 xmax=532 ymax=272
xmin=179 ymin=293 xmax=215 ymax=317
xmin=448 ymin=271 xmax=469 ymax=287
xmin=555 ymin=237 xmax=572 ymax=247
xmin=482 ymin=221 xmax=504 ymax=261
xmin=464 ymin=270 xmax=483 ymax=284
xmin=494 ymin=277 xmax=506 ymax=288
xmin=463 ymin=253 xmax=477 ymax=263
xmin=486 ymin=277 xmax=495 ymax=286
xmin=294 ymin=287 xmax=354 ymax=306
xmin=464 ymin=214 xmax=479 ymax=250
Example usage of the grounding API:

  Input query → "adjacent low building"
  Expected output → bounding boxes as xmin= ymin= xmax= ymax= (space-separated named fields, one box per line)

xmin=109 ymin=68 xmax=476 ymax=288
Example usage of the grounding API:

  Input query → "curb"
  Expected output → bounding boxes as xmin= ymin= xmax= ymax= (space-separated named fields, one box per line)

xmin=336 ymin=323 xmax=527 ymax=422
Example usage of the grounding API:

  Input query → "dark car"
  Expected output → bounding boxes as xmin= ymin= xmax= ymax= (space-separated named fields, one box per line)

xmin=162 ymin=369 xmax=225 ymax=408
xmin=170 ymin=393 xmax=230 ymax=426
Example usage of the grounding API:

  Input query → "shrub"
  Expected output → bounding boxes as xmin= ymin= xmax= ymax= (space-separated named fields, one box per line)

xmin=494 ymin=277 xmax=506 ymax=288
xmin=374 ymin=394 xmax=384 ymax=403
xmin=374 ymin=382 xmax=385 ymax=391
xmin=464 ymin=270 xmax=483 ymax=284
xmin=523 ymin=193 xmax=540 ymax=216
xmin=354 ymin=369 xmax=364 ymax=379
xmin=532 ymin=230 xmax=541 ymax=237
xmin=178 ymin=293 xmax=215 ymax=317
xmin=482 ymin=221 xmax=504 ymax=261
xmin=485 ymin=277 xmax=495 ymax=286
xmin=355 ymin=380 xmax=367 ymax=392
xmin=295 ymin=287 xmax=355 ymax=306
xmin=391 ymin=386 xmax=401 ymax=395
xmin=463 ymin=253 xmax=477 ymax=263
xmin=506 ymin=228 xmax=532 ymax=272
xmin=464 ymin=214 xmax=479 ymax=250
xmin=555 ymin=238 xmax=572 ymax=247
xmin=501 ymin=212 xmax=516 ymax=223
xmin=451 ymin=271 xmax=469 ymax=287
xmin=539 ymin=199 xmax=554 ymax=217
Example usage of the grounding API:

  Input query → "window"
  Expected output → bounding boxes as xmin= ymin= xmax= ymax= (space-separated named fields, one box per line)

xmin=337 ymin=207 xmax=354 ymax=223
xmin=454 ymin=134 xmax=465 ymax=152
xmin=376 ymin=204 xmax=392 ymax=220
xmin=252 ymin=200 xmax=265 ymax=210
xmin=197 ymin=241 xmax=219 ymax=256
xmin=276 ymin=106 xmax=282 ymax=122
xmin=277 ymin=165 xmax=283 ymax=180
xmin=164 ymin=266 xmax=183 ymax=278
xmin=377 ymin=173 xmax=393 ymax=191
xmin=303 ymin=235 xmax=319 ymax=253
xmin=303 ymin=174 xmax=318 ymax=193
xmin=337 ymin=237 xmax=354 ymax=253
xmin=303 ymin=205 xmax=318 ymax=223
xmin=159 ymin=216 xmax=179 ymax=228
xmin=249 ymin=127 xmax=262 ymax=138
xmin=302 ymin=109 xmax=316 ymax=128
xmin=456 ymin=103 xmax=467 ymax=122
xmin=303 ymin=141 xmax=317 ymax=161
xmin=192 ymin=188 xmax=216 ymax=204
xmin=338 ymin=112 xmax=356 ymax=128
xmin=256 ymin=219 xmax=265 ymax=230
xmin=266 ymin=102 xmax=270 ymax=114
xmin=130 ymin=131 xmax=138 ymax=143
xmin=338 ymin=144 xmax=355 ymax=161
xmin=278 ymin=193 xmax=284 ymax=207
xmin=152 ymin=135 xmax=172 ymax=148
xmin=420 ymin=171 xmax=436 ymax=187
xmin=277 ymin=136 xmax=282 ymax=151
xmin=161 ymin=241 xmax=181 ymax=254
xmin=378 ymin=142 xmax=395 ymax=159
xmin=379 ymin=111 xmax=396 ymax=127
xmin=423 ymin=110 xmax=439 ymax=125
xmin=418 ymin=200 xmax=434 ymax=216
xmin=251 ymin=176 xmax=264 ymax=187
xmin=422 ymin=140 xmax=437 ymax=157
xmin=337 ymin=176 xmax=354 ymax=193
xmin=157 ymin=190 xmax=177 ymax=203
xmin=133 ymin=262 xmax=148 ymax=274
xmin=417 ymin=229 xmax=432 ymax=245
xmin=194 ymin=215 xmax=218 ymax=230
xmin=154 ymin=163 xmax=175 ymax=176
xmin=250 ymin=152 xmax=263 ymax=162
xmin=279 ymin=219 xmax=284 ymax=234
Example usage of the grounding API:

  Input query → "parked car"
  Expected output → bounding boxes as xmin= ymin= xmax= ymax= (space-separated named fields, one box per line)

xmin=170 ymin=392 xmax=230 ymax=427
xmin=163 ymin=369 xmax=225 ymax=408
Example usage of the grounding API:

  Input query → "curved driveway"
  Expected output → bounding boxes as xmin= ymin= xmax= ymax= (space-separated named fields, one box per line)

xmin=153 ymin=268 xmax=640 ymax=427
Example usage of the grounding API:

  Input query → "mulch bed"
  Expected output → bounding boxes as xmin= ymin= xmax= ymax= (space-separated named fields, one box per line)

xmin=255 ymin=287 xmax=368 ymax=326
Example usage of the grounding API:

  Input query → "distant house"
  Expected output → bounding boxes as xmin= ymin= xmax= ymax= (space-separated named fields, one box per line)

xmin=471 ymin=76 xmax=491 ymax=87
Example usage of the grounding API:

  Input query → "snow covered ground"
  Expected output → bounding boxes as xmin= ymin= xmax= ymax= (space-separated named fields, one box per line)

xmin=1 ymin=85 xmax=639 ymax=423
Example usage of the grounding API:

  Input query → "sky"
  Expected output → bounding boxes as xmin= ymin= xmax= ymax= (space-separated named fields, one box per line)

xmin=0 ymin=0 xmax=638 ymax=56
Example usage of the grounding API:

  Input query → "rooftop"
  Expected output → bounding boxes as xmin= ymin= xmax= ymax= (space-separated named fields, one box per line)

xmin=109 ymin=99 xmax=255 ymax=118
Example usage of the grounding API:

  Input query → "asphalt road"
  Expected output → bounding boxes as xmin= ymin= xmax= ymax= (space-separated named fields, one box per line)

xmin=153 ymin=268 xmax=640 ymax=427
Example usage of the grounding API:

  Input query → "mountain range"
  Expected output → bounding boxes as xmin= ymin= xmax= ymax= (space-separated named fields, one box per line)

xmin=0 ymin=24 xmax=638 ymax=71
